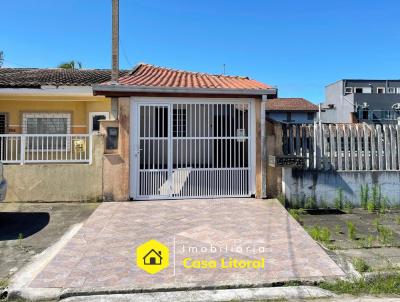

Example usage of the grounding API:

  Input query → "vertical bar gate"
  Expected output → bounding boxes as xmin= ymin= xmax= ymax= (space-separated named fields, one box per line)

xmin=134 ymin=101 xmax=251 ymax=199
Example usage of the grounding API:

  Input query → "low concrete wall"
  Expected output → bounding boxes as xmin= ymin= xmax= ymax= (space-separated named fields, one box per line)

xmin=283 ymin=168 xmax=400 ymax=206
xmin=3 ymin=135 xmax=104 ymax=202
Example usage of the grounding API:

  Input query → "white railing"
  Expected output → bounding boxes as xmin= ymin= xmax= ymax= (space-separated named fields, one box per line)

xmin=0 ymin=134 xmax=92 ymax=164
xmin=283 ymin=123 xmax=400 ymax=171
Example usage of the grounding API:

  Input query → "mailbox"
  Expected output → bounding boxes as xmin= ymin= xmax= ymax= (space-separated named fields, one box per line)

xmin=106 ymin=127 xmax=119 ymax=150
xmin=73 ymin=139 xmax=85 ymax=152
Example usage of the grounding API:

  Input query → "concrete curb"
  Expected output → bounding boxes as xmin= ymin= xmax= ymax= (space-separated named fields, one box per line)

xmin=59 ymin=286 xmax=336 ymax=302
xmin=6 ymin=223 xmax=83 ymax=301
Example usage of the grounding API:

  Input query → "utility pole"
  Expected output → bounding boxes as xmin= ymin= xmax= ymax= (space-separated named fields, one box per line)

xmin=111 ymin=0 xmax=119 ymax=84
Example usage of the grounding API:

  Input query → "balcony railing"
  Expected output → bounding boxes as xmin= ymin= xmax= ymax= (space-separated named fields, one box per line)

xmin=0 ymin=134 xmax=92 ymax=164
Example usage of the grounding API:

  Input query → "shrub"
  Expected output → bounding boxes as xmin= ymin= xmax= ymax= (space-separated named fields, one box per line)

xmin=307 ymin=226 xmax=331 ymax=244
xmin=352 ymin=257 xmax=370 ymax=273
xmin=360 ymin=184 xmax=369 ymax=210
xmin=334 ymin=188 xmax=344 ymax=210
xmin=346 ymin=221 xmax=357 ymax=240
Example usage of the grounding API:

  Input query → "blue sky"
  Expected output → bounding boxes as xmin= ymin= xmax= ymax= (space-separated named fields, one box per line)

xmin=1 ymin=0 xmax=400 ymax=102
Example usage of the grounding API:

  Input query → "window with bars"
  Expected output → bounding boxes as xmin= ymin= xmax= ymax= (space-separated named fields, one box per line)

xmin=173 ymin=108 xmax=187 ymax=137
xmin=22 ymin=113 xmax=71 ymax=149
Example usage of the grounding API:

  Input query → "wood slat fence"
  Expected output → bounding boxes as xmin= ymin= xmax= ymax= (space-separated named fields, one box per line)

xmin=282 ymin=123 xmax=400 ymax=171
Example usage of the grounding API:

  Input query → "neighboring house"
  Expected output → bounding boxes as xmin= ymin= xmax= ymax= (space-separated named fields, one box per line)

xmin=265 ymin=98 xmax=318 ymax=124
xmin=93 ymin=63 xmax=277 ymax=201
xmin=0 ymin=68 xmax=128 ymax=136
xmin=322 ymin=79 xmax=400 ymax=124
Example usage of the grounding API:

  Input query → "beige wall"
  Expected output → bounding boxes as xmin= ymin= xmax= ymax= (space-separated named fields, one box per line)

xmin=3 ymin=135 xmax=104 ymax=202
xmin=265 ymin=119 xmax=283 ymax=198
xmin=102 ymin=98 xmax=130 ymax=201
xmin=0 ymin=95 xmax=110 ymax=134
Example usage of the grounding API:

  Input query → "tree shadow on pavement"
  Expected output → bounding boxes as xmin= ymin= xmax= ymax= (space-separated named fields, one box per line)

xmin=0 ymin=212 xmax=49 ymax=240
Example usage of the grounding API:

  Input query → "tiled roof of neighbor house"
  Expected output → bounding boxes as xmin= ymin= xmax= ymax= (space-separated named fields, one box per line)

xmin=112 ymin=63 xmax=272 ymax=90
xmin=265 ymin=98 xmax=319 ymax=111
xmin=0 ymin=68 xmax=130 ymax=88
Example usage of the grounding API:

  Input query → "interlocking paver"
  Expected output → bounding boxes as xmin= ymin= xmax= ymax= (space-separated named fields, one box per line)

xmin=29 ymin=199 xmax=345 ymax=291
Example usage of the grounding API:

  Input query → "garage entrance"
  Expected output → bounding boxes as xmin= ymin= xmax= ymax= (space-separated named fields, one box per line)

xmin=130 ymin=99 xmax=253 ymax=199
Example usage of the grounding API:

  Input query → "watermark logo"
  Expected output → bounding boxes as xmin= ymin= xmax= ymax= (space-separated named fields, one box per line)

xmin=136 ymin=240 xmax=169 ymax=274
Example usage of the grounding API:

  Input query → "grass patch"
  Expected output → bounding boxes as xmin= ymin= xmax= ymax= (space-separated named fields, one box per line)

xmin=288 ymin=209 xmax=305 ymax=224
xmin=307 ymin=225 xmax=331 ymax=244
xmin=319 ymin=274 xmax=400 ymax=295
xmin=352 ymin=257 xmax=370 ymax=273
xmin=0 ymin=278 xmax=8 ymax=290
xmin=346 ymin=221 xmax=357 ymax=240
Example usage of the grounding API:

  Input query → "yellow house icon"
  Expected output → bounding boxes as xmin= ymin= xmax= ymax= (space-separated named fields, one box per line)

xmin=136 ymin=240 xmax=169 ymax=274
xmin=143 ymin=249 xmax=162 ymax=265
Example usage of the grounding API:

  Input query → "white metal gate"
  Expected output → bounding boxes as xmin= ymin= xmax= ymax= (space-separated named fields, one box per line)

xmin=132 ymin=101 xmax=251 ymax=199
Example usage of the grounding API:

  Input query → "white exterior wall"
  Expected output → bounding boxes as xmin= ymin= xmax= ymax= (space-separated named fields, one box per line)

xmin=282 ymin=168 xmax=400 ymax=206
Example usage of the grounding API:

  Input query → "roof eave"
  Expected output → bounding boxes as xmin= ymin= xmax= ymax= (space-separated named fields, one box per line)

xmin=92 ymin=84 xmax=277 ymax=96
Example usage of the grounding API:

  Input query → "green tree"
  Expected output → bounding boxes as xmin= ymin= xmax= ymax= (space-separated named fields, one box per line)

xmin=57 ymin=60 xmax=82 ymax=69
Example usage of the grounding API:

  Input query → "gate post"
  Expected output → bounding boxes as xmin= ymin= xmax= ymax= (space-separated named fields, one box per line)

xmin=20 ymin=135 xmax=25 ymax=165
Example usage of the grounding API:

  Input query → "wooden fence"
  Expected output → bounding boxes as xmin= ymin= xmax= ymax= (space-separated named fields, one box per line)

xmin=282 ymin=123 xmax=400 ymax=171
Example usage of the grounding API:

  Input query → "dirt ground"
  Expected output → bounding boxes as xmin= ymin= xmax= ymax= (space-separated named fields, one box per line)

xmin=300 ymin=208 xmax=400 ymax=272
xmin=0 ymin=202 xmax=99 ymax=280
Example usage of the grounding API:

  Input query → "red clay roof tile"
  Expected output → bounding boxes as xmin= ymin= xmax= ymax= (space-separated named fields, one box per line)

xmin=265 ymin=98 xmax=318 ymax=111
xmin=114 ymin=63 xmax=271 ymax=90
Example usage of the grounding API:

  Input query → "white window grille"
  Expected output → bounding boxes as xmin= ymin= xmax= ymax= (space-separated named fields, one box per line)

xmin=22 ymin=113 xmax=71 ymax=150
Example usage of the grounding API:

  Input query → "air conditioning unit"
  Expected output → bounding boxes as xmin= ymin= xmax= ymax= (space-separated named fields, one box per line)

xmin=392 ymin=103 xmax=400 ymax=111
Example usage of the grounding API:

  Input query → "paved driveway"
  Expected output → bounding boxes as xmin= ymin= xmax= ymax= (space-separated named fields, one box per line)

xmin=29 ymin=199 xmax=344 ymax=293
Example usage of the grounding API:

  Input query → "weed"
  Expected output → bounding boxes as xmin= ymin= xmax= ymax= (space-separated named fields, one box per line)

xmin=358 ymin=235 xmax=375 ymax=248
xmin=352 ymin=257 xmax=370 ymax=273
xmin=334 ymin=224 xmax=342 ymax=235
xmin=373 ymin=218 xmax=381 ymax=232
xmin=277 ymin=193 xmax=286 ymax=207
xmin=304 ymin=196 xmax=317 ymax=209
xmin=379 ymin=196 xmax=390 ymax=214
xmin=377 ymin=225 xmax=394 ymax=245
xmin=370 ymin=184 xmax=381 ymax=212
xmin=18 ymin=233 xmax=24 ymax=248
xmin=360 ymin=184 xmax=369 ymax=210
xmin=0 ymin=278 xmax=8 ymax=290
xmin=319 ymin=198 xmax=328 ymax=209
xmin=344 ymin=200 xmax=354 ymax=213
xmin=319 ymin=274 xmax=400 ymax=295
xmin=367 ymin=200 xmax=375 ymax=213
xmin=346 ymin=221 xmax=357 ymax=240
xmin=307 ymin=225 xmax=331 ymax=244
xmin=288 ymin=209 xmax=305 ymax=224
xmin=396 ymin=216 xmax=400 ymax=225
xmin=334 ymin=188 xmax=344 ymax=210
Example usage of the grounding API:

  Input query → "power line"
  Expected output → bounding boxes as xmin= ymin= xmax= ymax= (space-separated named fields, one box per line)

xmin=120 ymin=39 xmax=133 ymax=68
